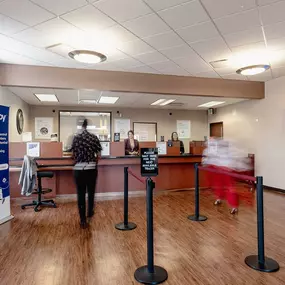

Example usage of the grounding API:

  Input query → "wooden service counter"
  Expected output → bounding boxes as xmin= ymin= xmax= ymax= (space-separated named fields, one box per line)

xmin=8 ymin=141 xmax=209 ymax=198
xmin=9 ymin=155 xmax=209 ymax=198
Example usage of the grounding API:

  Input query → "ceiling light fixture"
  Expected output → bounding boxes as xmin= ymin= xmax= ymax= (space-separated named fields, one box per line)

xmin=160 ymin=99 xmax=176 ymax=106
xmin=198 ymin=101 xmax=225 ymax=108
xmin=79 ymin=99 xmax=98 ymax=104
xmin=236 ymin=64 xmax=270 ymax=76
xmin=151 ymin=99 xmax=176 ymax=106
xmin=98 ymin=96 xmax=119 ymax=104
xmin=69 ymin=50 xmax=107 ymax=64
xmin=35 ymin=94 xmax=59 ymax=102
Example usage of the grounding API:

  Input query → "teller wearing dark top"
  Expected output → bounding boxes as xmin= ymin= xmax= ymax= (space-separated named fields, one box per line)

xmin=125 ymin=130 xmax=140 ymax=155
xmin=171 ymin=131 xmax=185 ymax=154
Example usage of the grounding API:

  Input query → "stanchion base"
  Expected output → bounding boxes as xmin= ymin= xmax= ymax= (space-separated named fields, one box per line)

xmin=134 ymin=265 xmax=168 ymax=285
xmin=115 ymin=222 xmax=137 ymax=231
xmin=245 ymin=255 xmax=279 ymax=272
xmin=188 ymin=215 xmax=207 ymax=222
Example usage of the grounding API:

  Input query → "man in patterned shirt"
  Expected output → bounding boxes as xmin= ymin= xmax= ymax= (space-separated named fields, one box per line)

xmin=72 ymin=118 xmax=102 ymax=228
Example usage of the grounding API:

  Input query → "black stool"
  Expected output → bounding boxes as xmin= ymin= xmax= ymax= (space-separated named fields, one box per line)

xmin=21 ymin=172 xmax=57 ymax=212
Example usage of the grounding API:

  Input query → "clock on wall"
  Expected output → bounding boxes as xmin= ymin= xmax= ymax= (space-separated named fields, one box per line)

xmin=16 ymin=109 xmax=24 ymax=135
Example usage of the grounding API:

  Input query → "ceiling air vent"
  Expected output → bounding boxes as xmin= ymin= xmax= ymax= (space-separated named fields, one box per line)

xmin=209 ymin=59 xmax=228 ymax=69
xmin=168 ymin=102 xmax=184 ymax=107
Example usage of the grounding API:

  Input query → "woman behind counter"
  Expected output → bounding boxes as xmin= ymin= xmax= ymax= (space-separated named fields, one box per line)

xmin=125 ymin=130 xmax=139 ymax=155
xmin=171 ymin=132 xmax=185 ymax=154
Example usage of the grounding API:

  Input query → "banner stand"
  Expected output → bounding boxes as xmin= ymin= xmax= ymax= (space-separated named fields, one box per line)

xmin=0 ymin=105 xmax=13 ymax=225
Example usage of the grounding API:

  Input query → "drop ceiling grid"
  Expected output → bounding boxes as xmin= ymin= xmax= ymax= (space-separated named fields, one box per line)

xmin=0 ymin=0 xmax=284 ymax=81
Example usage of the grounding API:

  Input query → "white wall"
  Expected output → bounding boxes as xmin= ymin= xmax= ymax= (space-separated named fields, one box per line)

xmin=29 ymin=106 xmax=208 ymax=153
xmin=208 ymin=76 xmax=285 ymax=189
xmin=0 ymin=87 xmax=30 ymax=142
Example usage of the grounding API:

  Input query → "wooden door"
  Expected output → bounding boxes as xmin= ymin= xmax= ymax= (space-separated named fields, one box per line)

xmin=210 ymin=122 xmax=223 ymax=138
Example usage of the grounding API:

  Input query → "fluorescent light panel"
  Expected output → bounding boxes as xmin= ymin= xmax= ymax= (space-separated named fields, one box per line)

xmin=35 ymin=94 xmax=58 ymax=102
xmin=79 ymin=99 xmax=97 ymax=104
xmin=99 ymin=96 xmax=119 ymax=104
xmin=151 ymin=99 xmax=176 ymax=106
xmin=198 ymin=101 xmax=225 ymax=108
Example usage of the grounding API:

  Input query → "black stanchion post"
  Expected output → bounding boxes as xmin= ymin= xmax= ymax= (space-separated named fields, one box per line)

xmin=188 ymin=163 xmax=207 ymax=222
xmin=245 ymin=176 xmax=279 ymax=272
xmin=134 ymin=178 xmax=168 ymax=284
xmin=115 ymin=167 xmax=137 ymax=231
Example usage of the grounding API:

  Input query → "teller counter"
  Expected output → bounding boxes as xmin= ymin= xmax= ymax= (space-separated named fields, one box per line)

xmin=9 ymin=155 xmax=209 ymax=198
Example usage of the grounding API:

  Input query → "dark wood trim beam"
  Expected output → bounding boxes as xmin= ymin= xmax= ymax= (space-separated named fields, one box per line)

xmin=0 ymin=63 xmax=264 ymax=99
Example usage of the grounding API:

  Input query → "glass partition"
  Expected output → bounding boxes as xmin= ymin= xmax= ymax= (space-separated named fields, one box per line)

xmin=59 ymin=111 xmax=111 ymax=151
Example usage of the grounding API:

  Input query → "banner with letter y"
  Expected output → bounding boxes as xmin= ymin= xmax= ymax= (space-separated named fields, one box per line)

xmin=0 ymin=105 xmax=13 ymax=224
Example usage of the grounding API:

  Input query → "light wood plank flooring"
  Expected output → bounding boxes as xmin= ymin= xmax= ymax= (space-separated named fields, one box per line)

xmin=0 ymin=188 xmax=284 ymax=285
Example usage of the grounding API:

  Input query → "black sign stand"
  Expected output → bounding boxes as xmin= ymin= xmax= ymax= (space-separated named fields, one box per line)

xmin=135 ymin=149 xmax=168 ymax=284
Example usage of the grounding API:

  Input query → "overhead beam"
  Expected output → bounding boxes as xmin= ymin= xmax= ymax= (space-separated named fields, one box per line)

xmin=0 ymin=64 xmax=264 ymax=99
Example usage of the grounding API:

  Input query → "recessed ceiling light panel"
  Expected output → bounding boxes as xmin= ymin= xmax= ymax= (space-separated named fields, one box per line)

xmin=198 ymin=101 xmax=225 ymax=108
xmin=236 ymin=64 xmax=270 ymax=76
xmin=160 ymin=99 xmax=175 ymax=106
xmin=35 ymin=94 xmax=59 ymax=102
xmin=69 ymin=50 xmax=107 ymax=64
xmin=98 ymin=96 xmax=119 ymax=104
xmin=151 ymin=99 xmax=176 ymax=106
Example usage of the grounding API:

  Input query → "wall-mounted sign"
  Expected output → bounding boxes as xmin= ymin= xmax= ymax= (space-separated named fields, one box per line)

xmin=156 ymin=142 xmax=167 ymax=155
xmin=141 ymin=148 xmax=158 ymax=177
xmin=177 ymin=120 xmax=191 ymax=139
xmin=35 ymin=117 xmax=53 ymax=140
xmin=114 ymin=119 xmax=130 ymax=139
xmin=101 ymin=141 xmax=110 ymax=156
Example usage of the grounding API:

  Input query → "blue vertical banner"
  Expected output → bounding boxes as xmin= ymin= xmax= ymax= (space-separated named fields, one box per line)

xmin=0 ymin=105 xmax=9 ymax=201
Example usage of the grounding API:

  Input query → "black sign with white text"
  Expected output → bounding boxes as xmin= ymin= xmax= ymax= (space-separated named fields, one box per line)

xmin=141 ymin=148 xmax=158 ymax=177
xmin=114 ymin=133 xmax=120 ymax=142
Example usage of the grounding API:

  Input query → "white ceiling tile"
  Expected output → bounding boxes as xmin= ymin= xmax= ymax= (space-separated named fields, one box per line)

xmin=148 ymin=60 xmax=180 ymax=71
xmin=143 ymin=31 xmax=185 ymax=50
xmin=0 ymin=0 xmax=55 ymax=26
xmin=161 ymin=66 xmax=190 ymax=76
xmin=201 ymin=0 xmax=256 ymax=19
xmin=104 ymin=49 xmax=129 ymax=61
xmin=176 ymin=21 xmax=219 ymax=43
xmin=214 ymin=9 xmax=260 ymax=35
xmin=259 ymin=1 xmax=285 ymax=25
xmin=268 ymin=49 xmax=285 ymax=68
xmin=264 ymin=21 xmax=285 ymax=40
xmin=158 ymin=1 xmax=209 ymax=29
xmin=191 ymin=37 xmax=231 ymax=61
xmin=257 ymin=0 xmax=283 ymax=5
xmin=111 ymin=57 xmax=144 ymax=69
xmin=12 ymin=28 xmax=56 ymax=48
xmin=122 ymin=13 xmax=170 ymax=38
xmin=31 ymin=0 xmax=88 ymax=15
xmin=160 ymin=44 xmax=196 ymax=60
xmin=62 ymin=4 xmax=115 ymax=32
xmin=134 ymin=51 xmax=168 ymax=64
xmin=143 ymin=0 xmax=190 ymax=11
xmin=0 ymin=49 xmax=51 ymax=66
xmin=214 ymin=65 xmax=239 ymax=75
xmin=126 ymin=65 xmax=159 ymax=74
xmin=194 ymin=70 xmax=220 ymax=78
xmin=224 ymin=27 xmax=264 ymax=48
xmin=104 ymin=25 xmax=138 ymax=44
xmin=94 ymin=0 xmax=152 ymax=22
xmin=87 ymin=62 xmax=126 ymax=71
xmin=35 ymin=18 xmax=82 ymax=43
xmin=117 ymin=39 xmax=154 ymax=56
xmin=231 ymin=41 xmax=266 ymax=53
xmin=0 ymin=14 xmax=27 ymax=35
xmin=173 ymin=55 xmax=212 ymax=73
xmin=222 ymin=73 xmax=247 ymax=80
xmin=267 ymin=37 xmax=285 ymax=51
xmin=272 ymin=66 xmax=285 ymax=78
xmin=248 ymin=70 xmax=272 ymax=81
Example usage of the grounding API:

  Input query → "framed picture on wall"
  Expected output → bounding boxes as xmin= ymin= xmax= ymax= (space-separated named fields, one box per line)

xmin=133 ymin=122 xmax=157 ymax=141
xmin=35 ymin=117 xmax=53 ymax=140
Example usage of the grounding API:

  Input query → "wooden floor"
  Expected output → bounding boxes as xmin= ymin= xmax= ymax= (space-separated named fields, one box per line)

xmin=0 ymin=188 xmax=284 ymax=285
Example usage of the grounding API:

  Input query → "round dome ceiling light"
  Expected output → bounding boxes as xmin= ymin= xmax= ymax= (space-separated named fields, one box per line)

xmin=68 ymin=50 xmax=107 ymax=64
xmin=236 ymin=64 xmax=270 ymax=76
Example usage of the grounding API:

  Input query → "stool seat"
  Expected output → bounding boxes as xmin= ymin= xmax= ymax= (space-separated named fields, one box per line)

xmin=37 ymin=171 xmax=54 ymax=179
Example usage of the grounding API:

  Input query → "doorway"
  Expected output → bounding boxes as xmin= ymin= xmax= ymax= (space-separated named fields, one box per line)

xmin=210 ymin=122 xmax=223 ymax=138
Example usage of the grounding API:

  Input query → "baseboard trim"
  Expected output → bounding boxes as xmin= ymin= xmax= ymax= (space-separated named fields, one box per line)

xmin=264 ymin=185 xmax=285 ymax=194
xmin=0 ymin=215 xmax=14 ymax=225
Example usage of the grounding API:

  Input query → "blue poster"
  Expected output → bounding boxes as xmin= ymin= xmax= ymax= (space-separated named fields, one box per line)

xmin=0 ymin=105 xmax=9 ymax=200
